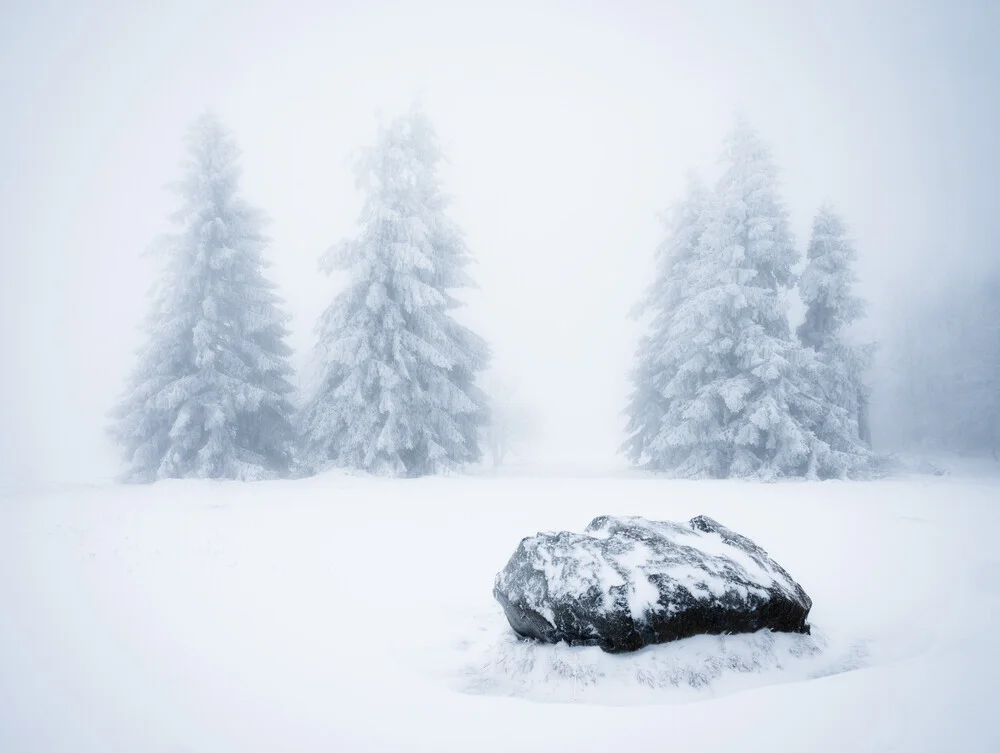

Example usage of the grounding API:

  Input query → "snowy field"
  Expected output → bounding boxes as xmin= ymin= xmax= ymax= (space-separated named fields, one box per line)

xmin=2 ymin=470 xmax=999 ymax=752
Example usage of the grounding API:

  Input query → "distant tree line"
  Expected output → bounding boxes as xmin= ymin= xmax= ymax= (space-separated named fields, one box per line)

xmin=874 ymin=270 xmax=1000 ymax=459
xmin=109 ymin=109 xmax=915 ymax=482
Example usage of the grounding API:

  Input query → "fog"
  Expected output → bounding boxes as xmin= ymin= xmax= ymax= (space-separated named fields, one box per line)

xmin=2 ymin=0 xmax=997 ymax=485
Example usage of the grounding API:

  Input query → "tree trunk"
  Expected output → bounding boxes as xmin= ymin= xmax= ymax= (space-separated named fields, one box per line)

xmin=858 ymin=393 xmax=872 ymax=446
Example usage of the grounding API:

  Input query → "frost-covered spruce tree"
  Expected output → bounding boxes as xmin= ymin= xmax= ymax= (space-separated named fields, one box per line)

xmin=110 ymin=113 xmax=296 ymax=482
xmin=300 ymin=109 xmax=490 ymax=477
xmin=622 ymin=175 xmax=709 ymax=469
xmin=647 ymin=117 xmax=865 ymax=479
xmin=797 ymin=204 xmax=875 ymax=447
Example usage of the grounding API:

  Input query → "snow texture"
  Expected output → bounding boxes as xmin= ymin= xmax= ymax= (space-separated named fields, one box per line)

xmin=430 ymin=609 xmax=868 ymax=705
xmin=299 ymin=107 xmax=490 ymax=477
xmin=2 ymin=473 xmax=1000 ymax=751
xmin=109 ymin=113 xmax=296 ymax=481
xmin=494 ymin=514 xmax=811 ymax=652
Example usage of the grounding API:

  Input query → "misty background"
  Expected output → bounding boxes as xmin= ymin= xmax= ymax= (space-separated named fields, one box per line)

xmin=1 ymin=0 xmax=997 ymax=485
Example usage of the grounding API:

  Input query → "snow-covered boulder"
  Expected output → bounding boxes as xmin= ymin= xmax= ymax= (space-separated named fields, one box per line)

xmin=493 ymin=515 xmax=812 ymax=653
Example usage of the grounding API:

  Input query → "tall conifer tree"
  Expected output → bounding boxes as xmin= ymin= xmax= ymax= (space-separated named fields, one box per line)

xmin=797 ymin=204 xmax=874 ymax=447
xmin=623 ymin=175 xmax=709 ymax=468
xmin=111 ymin=113 xmax=296 ymax=481
xmin=300 ymin=109 xmax=490 ymax=476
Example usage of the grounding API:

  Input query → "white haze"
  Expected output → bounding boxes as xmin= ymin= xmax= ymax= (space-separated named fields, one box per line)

xmin=1 ymin=0 xmax=997 ymax=485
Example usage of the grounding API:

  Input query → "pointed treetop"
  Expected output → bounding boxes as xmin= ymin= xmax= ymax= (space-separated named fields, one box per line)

xmin=799 ymin=202 xmax=864 ymax=342
xmin=720 ymin=111 xmax=774 ymax=171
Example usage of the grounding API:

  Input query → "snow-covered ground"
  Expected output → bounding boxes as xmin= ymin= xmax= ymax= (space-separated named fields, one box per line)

xmin=2 ymin=470 xmax=999 ymax=752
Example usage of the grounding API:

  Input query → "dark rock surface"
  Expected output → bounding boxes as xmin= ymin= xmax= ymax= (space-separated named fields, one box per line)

xmin=493 ymin=515 xmax=812 ymax=653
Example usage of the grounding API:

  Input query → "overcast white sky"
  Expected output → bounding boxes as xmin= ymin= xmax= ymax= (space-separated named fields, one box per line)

xmin=1 ymin=0 xmax=997 ymax=484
